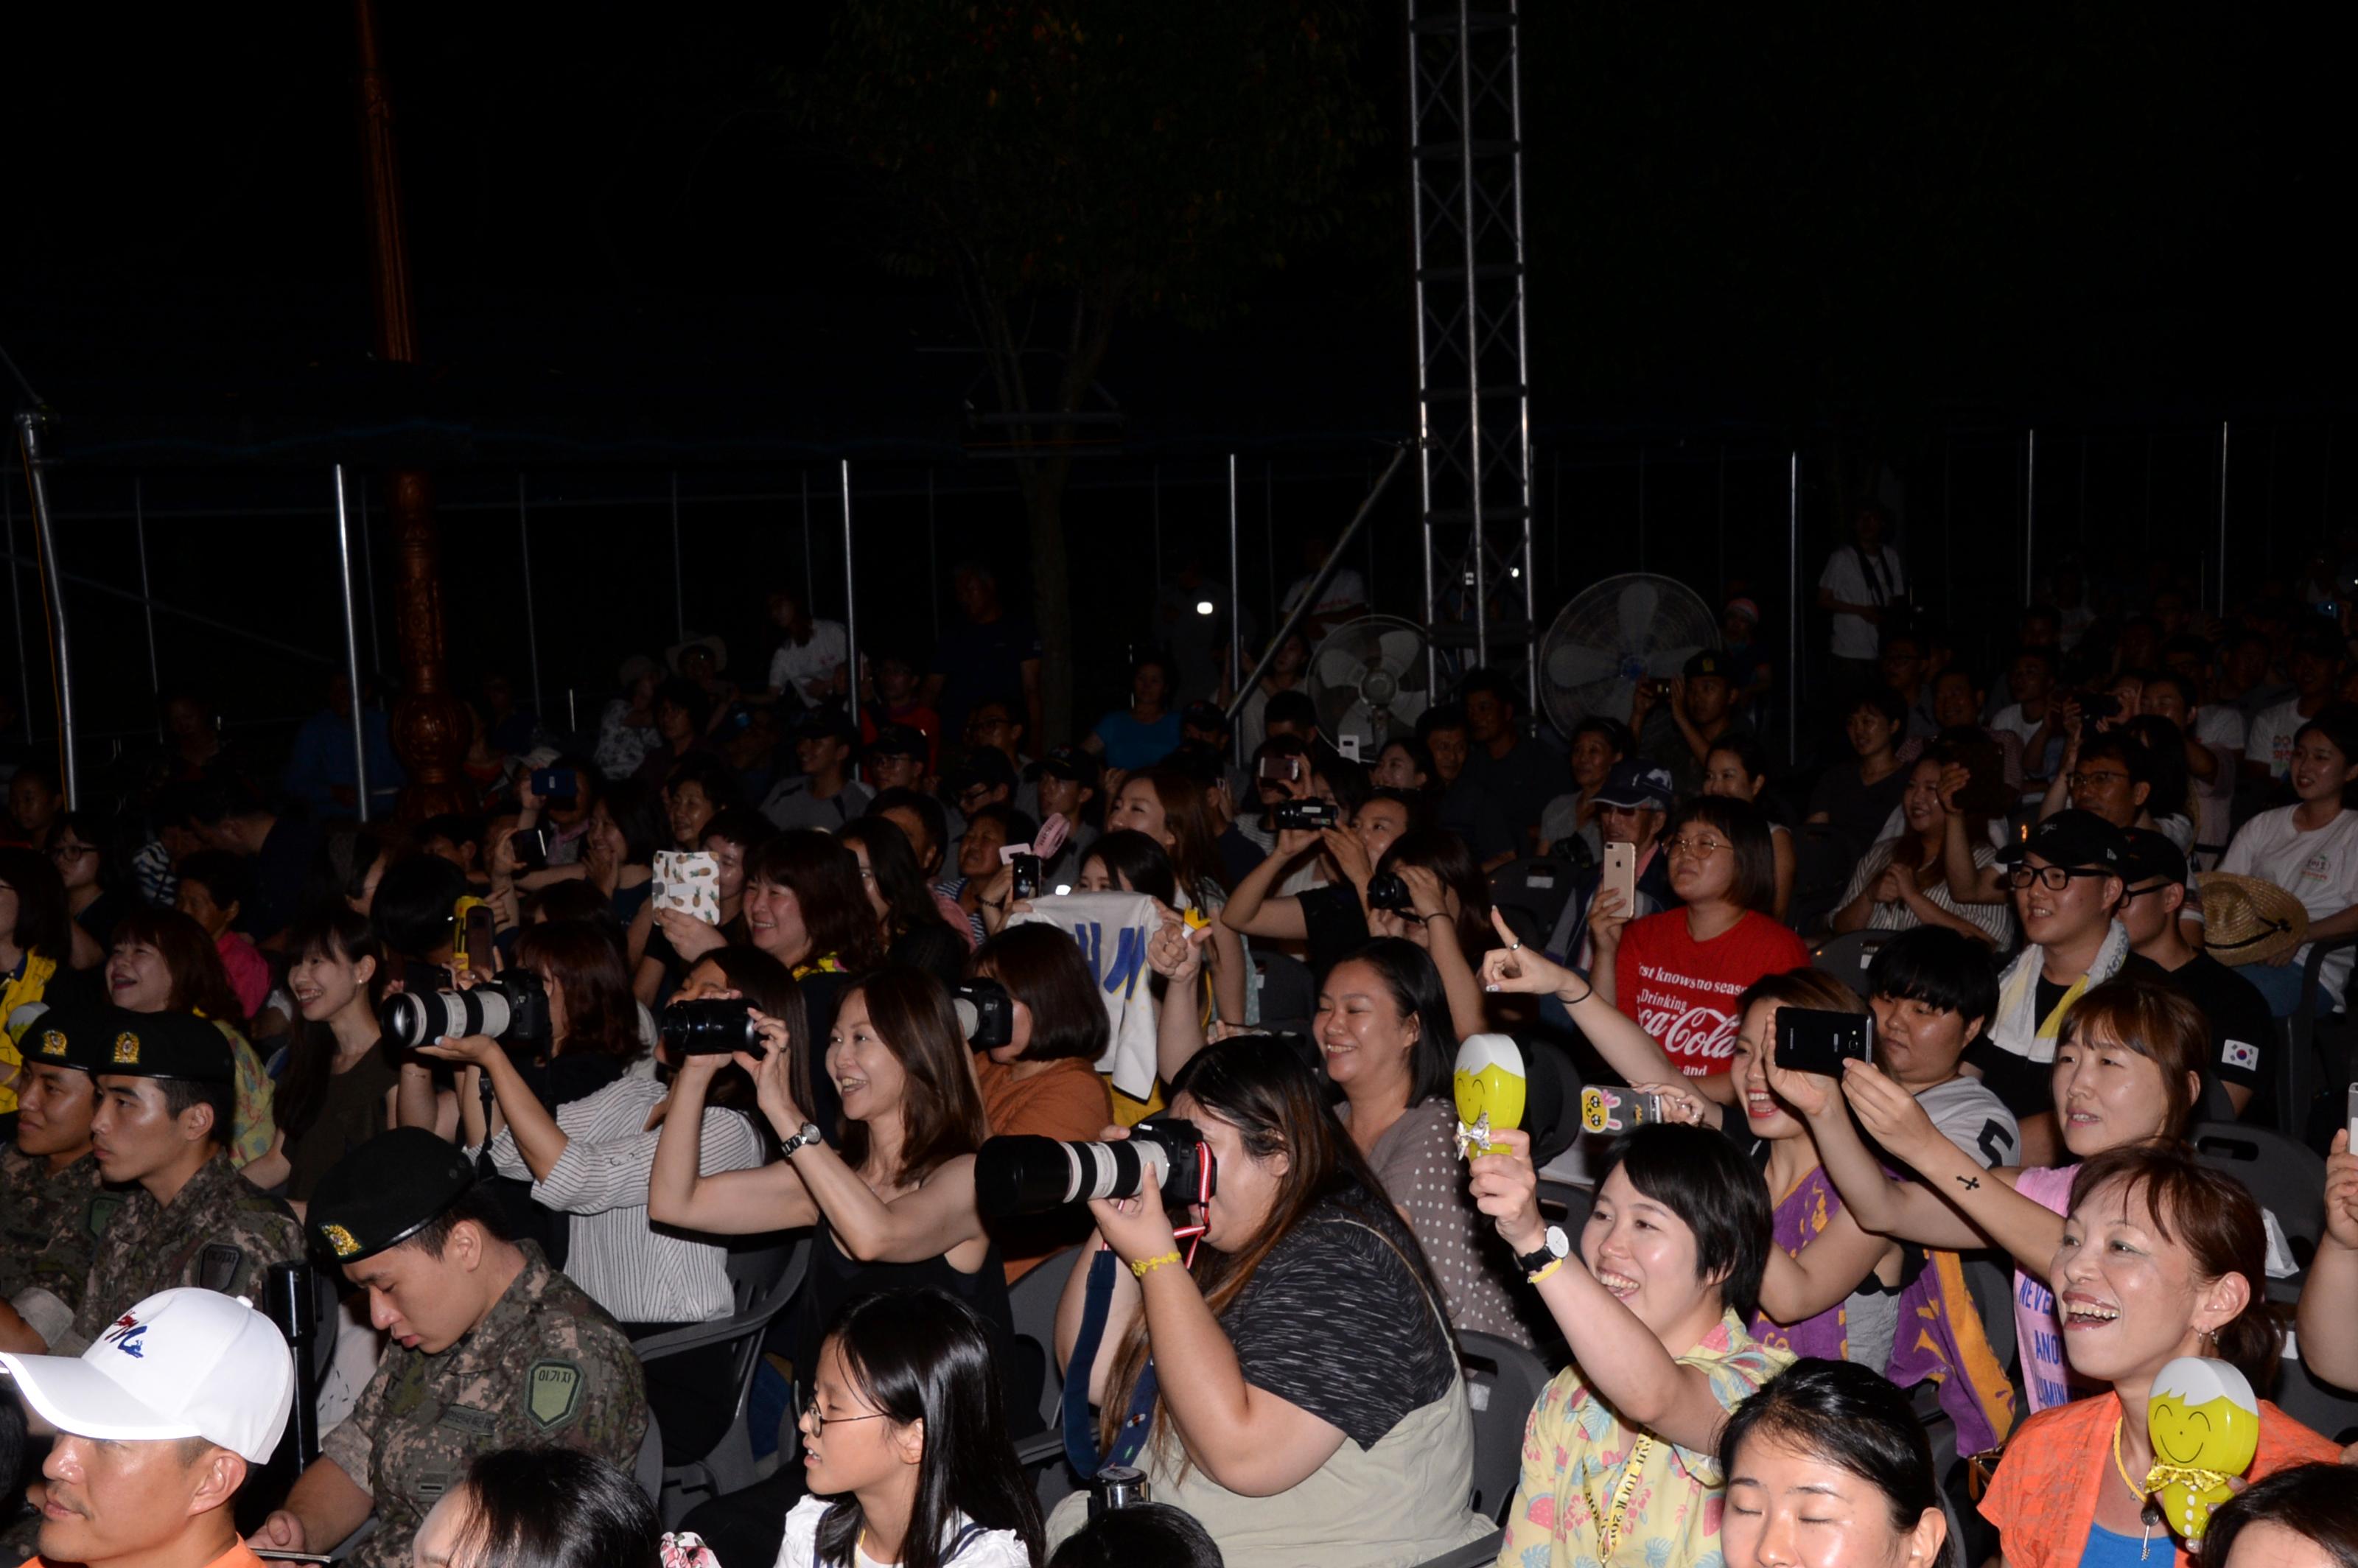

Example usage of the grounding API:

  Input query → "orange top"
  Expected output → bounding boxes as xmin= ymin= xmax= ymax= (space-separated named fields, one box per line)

xmin=27 ymin=1535 xmax=273 ymax=1568
xmin=1981 ymin=1390 xmax=2340 ymax=1568
xmin=973 ymin=1052 xmax=1114 ymax=1282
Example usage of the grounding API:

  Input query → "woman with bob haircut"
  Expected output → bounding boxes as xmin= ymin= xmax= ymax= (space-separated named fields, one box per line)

xmin=1592 ymin=792 xmax=1809 ymax=1080
xmin=968 ymin=923 xmax=1116 ymax=1280
xmin=1979 ymin=1143 xmax=2339 ymax=1567
xmin=1318 ymin=937 xmax=1530 ymax=1345
xmin=779 ymin=1289 xmax=1043 ymax=1568
xmin=1795 ymin=975 xmax=2207 ymax=1421
xmin=744 ymin=827 xmax=887 ymax=1131
xmin=410 ymin=1448 xmax=663 ymax=1568
xmin=1718 ymin=1358 xmax=1953 ymax=1568
xmin=1049 ymin=1037 xmax=1486 ymax=1568
xmin=1473 ymin=1121 xmax=1789 ymax=1567
xmin=2202 ymin=1462 xmax=2358 ymax=1568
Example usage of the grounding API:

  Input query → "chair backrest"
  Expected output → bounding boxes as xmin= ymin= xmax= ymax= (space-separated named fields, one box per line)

xmin=1456 ymin=1330 xmax=1551 ymax=1525
xmin=1489 ymin=857 xmax=1579 ymax=940
xmin=725 ymin=1232 xmax=802 ymax=1317
xmin=1007 ymin=1248 xmax=1080 ymax=1431
xmin=2191 ymin=1121 xmax=2328 ymax=1270
xmin=1253 ymin=951 xmax=1318 ymax=1034
xmin=2271 ymin=1354 xmax=2358 ymax=1446
xmin=1811 ymin=929 xmax=1894 ymax=987
xmin=633 ymin=1421 xmax=664 ymax=1508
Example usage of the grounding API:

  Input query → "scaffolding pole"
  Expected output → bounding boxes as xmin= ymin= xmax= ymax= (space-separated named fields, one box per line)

xmin=1786 ymin=451 xmax=1799 ymax=766
xmin=18 ymin=414 xmax=77 ymax=807
xmin=842 ymin=460 xmax=860 ymax=734
xmin=134 ymin=478 xmax=161 ymax=729
xmin=518 ymin=475 xmax=543 ymax=721
xmin=333 ymin=466 xmax=372 ymax=823
xmin=1228 ymin=454 xmax=1243 ymax=764
xmin=3 ymin=479 xmax=25 ymax=739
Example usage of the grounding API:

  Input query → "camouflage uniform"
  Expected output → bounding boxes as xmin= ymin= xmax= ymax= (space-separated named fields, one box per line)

xmin=0 ymin=1147 xmax=115 ymax=1348
xmin=318 ymin=1242 xmax=648 ymax=1568
xmin=57 ymin=1149 xmax=306 ymax=1354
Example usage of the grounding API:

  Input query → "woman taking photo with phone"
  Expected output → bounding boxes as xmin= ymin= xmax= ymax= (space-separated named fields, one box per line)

xmin=630 ymin=805 xmax=766 ymax=1007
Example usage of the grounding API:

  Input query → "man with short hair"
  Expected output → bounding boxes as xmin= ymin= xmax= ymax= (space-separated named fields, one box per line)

xmin=758 ymin=712 xmax=872 ymax=832
xmin=1458 ymin=669 xmax=1559 ymax=853
xmin=252 ymin=1130 xmax=647 ymax=1568
xmin=0 ymin=1015 xmax=115 ymax=1354
xmin=3 ymin=1287 xmax=295 ymax=1568
xmin=1900 ymin=666 xmax=2024 ymax=791
xmin=181 ymin=786 xmax=317 ymax=946
xmin=856 ymin=653 xmax=941 ymax=774
xmin=923 ymin=563 xmax=1044 ymax=746
xmin=1989 ymin=645 xmax=2068 ymax=805
xmin=1862 ymin=928 xmax=2019 ymax=1170
xmin=1416 ymin=704 xmax=1516 ymax=867
xmin=2245 ymin=622 xmax=2344 ymax=781
xmin=1877 ymin=626 xmax=1942 ymax=739
xmin=1629 ymin=650 xmax=1752 ymax=797
xmin=55 ymin=1007 xmax=305 ymax=1356
xmin=2117 ymin=830 xmax=2273 ymax=1121
xmin=859 ymin=722 xmax=931 ymax=796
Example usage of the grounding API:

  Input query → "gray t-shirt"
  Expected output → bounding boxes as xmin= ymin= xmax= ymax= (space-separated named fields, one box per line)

xmin=1915 ymin=1075 xmax=2021 ymax=1171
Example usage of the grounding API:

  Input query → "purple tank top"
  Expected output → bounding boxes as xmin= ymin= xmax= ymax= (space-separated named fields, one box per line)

xmin=1750 ymin=1163 xmax=1850 ymax=1361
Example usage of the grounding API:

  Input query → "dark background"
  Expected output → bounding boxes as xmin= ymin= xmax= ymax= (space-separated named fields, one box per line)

xmin=2 ymin=4 xmax=2350 ymax=757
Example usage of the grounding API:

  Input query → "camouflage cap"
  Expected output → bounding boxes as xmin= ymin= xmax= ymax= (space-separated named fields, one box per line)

xmin=15 ymin=1001 xmax=121 ymax=1077
xmin=308 ymin=1128 xmax=478 ymax=1264
xmin=83 ymin=1007 xmax=233 ymax=1084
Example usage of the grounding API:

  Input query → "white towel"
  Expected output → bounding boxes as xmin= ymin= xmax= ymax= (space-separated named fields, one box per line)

xmin=1989 ymin=918 xmax=2133 ymax=1064
xmin=1010 ymin=891 xmax=1164 ymax=1101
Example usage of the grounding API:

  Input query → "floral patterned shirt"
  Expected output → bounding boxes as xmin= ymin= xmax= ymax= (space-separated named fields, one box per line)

xmin=1499 ymin=1310 xmax=1788 ymax=1568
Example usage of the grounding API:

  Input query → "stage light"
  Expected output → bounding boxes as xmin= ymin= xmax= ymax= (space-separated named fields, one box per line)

xmin=1195 ymin=599 xmax=1215 ymax=615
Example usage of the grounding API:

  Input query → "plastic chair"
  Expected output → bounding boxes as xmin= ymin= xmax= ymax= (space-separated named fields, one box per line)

xmin=1008 ymin=1247 xmax=1079 ymax=1432
xmin=633 ymin=1421 xmax=665 ymax=1509
xmin=2283 ymin=933 xmax=2358 ymax=1131
xmin=1253 ymin=951 xmax=1318 ymax=1035
xmin=637 ymin=1235 xmax=808 ymax=1526
xmin=1490 ymin=856 xmax=1580 ymax=938
xmin=2191 ymin=1122 xmax=2327 ymax=1271
xmin=1810 ymin=929 xmax=1894 ymax=986
xmin=1456 ymin=1330 xmax=1550 ymax=1525
xmin=2273 ymin=1353 xmax=2358 ymax=1446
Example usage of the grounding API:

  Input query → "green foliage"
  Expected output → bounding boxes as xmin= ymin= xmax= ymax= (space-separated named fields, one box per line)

xmin=802 ymin=1 xmax=1379 ymax=330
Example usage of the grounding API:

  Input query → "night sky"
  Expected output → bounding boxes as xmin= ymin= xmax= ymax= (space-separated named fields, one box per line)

xmin=4 ymin=4 xmax=2351 ymax=744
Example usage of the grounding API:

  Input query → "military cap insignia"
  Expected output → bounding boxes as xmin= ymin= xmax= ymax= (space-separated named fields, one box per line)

xmin=38 ymin=1029 xmax=66 ymax=1057
xmin=112 ymin=1031 xmax=140 ymax=1065
xmin=321 ymin=1223 xmax=362 ymax=1259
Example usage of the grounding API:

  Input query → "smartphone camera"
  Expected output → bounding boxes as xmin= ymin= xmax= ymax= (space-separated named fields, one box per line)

xmin=1009 ymin=853 xmax=1042 ymax=901
xmin=531 ymin=767 xmax=578 ymax=809
xmin=1772 ymin=1007 xmax=1874 ymax=1076
xmin=509 ymin=825 xmax=554 ymax=871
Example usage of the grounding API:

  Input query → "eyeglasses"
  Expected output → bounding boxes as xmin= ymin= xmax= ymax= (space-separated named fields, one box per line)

xmin=2068 ymin=771 xmax=2131 ymax=791
xmin=1664 ymin=835 xmax=1728 ymax=858
xmin=47 ymin=842 xmax=95 ymax=861
xmin=2120 ymin=881 xmax=2172 ymax=902
xmin=801 ymin=1404 xmax=891 ymax=1438
xmin=2003 ymin=864 xmax=2116 ymax=891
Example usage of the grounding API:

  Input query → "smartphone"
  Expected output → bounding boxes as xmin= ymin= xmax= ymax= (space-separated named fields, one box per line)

xmin=2345 ymin=1083 xmax=2358 ymax=1148
xmin=2077 ymin=691 xmax=2121 ymax=722
xmin=454 ymin=898 xmax=494 ymax=976
xmin=1257 ymin=754 xmax=1303 ymax=783
xmin=1600 ymin=841 xmax=1637 ymax=914
xmin=1774 ymin=1007 xmax=1874 ymax=1076
xmin=509 ymin=825 xmax=553 ymax=871
xmin=1009 ymin=853 xmax=1042 ymax=900
xmin=531 ymin=767 xmax=578 ymax=808
xmin=1581 ymin=1085 xmax=1667 ymax=1135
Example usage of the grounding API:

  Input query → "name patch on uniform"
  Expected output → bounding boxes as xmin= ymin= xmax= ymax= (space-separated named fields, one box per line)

xmin=86 ymin=1193 xmax=122 ymax=1241
xmin=198 ymin=1244 xmax=244 ymax=1293
xmin=527 ymin=1359 xmax=583 ymax=1430
xmin=112 ymin=1031 xmax=140 ymax=1065
xmin=438 ymin=1404 xmax=498 ymax=1437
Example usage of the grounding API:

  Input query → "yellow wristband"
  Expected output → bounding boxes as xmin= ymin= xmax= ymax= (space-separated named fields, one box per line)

xmin=1130 ymin=1250 xmax=1183 ymax=1278
xmin=1526 ymin=1256 xmax=1566 ymax=1287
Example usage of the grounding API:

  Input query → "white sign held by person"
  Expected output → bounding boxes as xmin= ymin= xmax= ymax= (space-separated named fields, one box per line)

xmin=1009 ymin=890 xmax=1161 ymax=1100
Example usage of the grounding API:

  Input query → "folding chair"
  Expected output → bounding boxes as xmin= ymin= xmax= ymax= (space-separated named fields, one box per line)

xmin=1810 ymin=929 xmax=1894 ymax=987
xmin=637 ymin=1236 xmax=808 ymax=1526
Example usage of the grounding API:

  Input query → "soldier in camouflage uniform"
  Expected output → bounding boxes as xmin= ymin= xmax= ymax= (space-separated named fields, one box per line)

xmin=54 ymin=1005 xmax=307 ymax=1354
xmin=251 ymin=1129 xmax=648 ymax=1568
xmin=0 ymin=1005 xmax=119 ymax=1352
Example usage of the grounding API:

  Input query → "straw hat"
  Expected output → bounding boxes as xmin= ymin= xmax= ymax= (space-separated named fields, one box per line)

xmin=2196 ymin=872 xmax=2310 ymax=968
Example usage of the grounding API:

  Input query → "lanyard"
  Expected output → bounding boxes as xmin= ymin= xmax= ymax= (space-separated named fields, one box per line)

xmin=1582 ymin=1433 xmax=1656 ymax=1559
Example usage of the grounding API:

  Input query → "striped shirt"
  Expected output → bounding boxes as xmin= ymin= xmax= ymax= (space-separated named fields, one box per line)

xmin=482 ymin=1076 xmax=763 ymax=1324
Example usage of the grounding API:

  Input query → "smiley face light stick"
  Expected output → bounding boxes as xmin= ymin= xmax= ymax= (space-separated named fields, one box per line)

xmin=2144 ymin=1356 xmax=2261 ymax=1546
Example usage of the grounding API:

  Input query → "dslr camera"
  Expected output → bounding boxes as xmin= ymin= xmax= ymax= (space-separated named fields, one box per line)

xmin=1365 ymin=871 xmax=1413 ymax=912
xmin=974 ymin=1117 xmax=1216 ymax=1219
xmin=1270 ymin=798 xmax=1338 ymax=831
xmin=953 ymin=977 xmax=1015 ymax=1051
xmin=380 ymin=971 xmax=553 ymax=1054
xmin=660 ymin=998 xmax=763 ymax=1057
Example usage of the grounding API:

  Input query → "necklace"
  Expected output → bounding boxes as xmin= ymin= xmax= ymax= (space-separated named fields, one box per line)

xmin=2110 ymin=1416 xmax=2166 ymax=1561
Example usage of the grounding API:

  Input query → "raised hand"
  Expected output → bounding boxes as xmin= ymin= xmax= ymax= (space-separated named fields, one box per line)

xmin=1839 ymin=1057 xmax=1942 ymax=1162
xmin=1477 ymin=908 xmax=1581 ymax=998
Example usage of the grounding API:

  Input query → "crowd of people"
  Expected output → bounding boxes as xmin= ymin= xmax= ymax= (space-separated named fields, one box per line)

xmin=5 ymin=536 xmax=2358 ymax=1568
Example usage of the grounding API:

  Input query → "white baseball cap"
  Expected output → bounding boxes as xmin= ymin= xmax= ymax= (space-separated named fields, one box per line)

xmin=0 ymin=1288 xmax=295 ymax=1463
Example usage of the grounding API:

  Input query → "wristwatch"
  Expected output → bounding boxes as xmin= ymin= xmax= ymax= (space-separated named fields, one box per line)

xmin=1515 ymin=1225 xmax=1570 ymax=1278
xmin=779 ymin=1122 xmax=825 ymax=1158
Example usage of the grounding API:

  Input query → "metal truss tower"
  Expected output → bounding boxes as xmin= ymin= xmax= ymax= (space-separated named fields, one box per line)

xmin=1408 ymin=0 xmax=1536 ymax=706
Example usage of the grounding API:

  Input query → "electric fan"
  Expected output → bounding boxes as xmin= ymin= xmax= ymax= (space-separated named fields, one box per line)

xmin=1306 ymin=616 xmax=1432 ymax=757
xmin=1536 ymin=573 xmax=1719 ymax=738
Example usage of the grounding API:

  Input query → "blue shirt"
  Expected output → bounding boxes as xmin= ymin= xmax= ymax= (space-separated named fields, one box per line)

xmin=282 ymin=709 xmax=405 ymax=816
xmin=1091 ymin=709 xmax=1183 ymax=770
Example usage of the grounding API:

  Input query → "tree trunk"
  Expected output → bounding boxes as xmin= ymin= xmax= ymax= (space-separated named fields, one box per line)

xmin=1023 ymin=454 xmax=1077 ymax=742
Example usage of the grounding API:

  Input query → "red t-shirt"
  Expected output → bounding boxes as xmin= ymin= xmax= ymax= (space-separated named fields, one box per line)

xmin=1614 ymin=909 xmax=1811 ymax=1076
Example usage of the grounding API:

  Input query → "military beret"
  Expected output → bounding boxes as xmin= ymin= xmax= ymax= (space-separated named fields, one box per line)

xmin=308 ymin=1128 xmax=480 ymax=1264
xmin=83 ymin=1007 xmax=234 ymax=1084
xmin=14 ymin=1001 xmax=119 ymax=1077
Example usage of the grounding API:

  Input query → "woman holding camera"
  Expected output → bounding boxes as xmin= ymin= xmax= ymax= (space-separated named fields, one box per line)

xmin=1219 ymin=789 xmax=1424 ymax=976
xmin=103 ymin=906 xmax=276 ymax=1169
xmin=969 ymin=925 xmax=1118 ymax=1281
xmin=630 ymin=805 xmax=766 ymax=1007
xmin=1318 ymin=937 xmax=1532 ymax=1346
xmin=1049 ymin=1038 xmax=1486 ymax=1568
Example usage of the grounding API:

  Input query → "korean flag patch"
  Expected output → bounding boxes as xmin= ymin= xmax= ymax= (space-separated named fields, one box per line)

xmin=2222 ymin=1038 xmax=2260 ymax=1072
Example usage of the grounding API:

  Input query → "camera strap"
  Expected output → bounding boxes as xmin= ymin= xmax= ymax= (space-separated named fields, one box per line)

xmin=1061 ymin=1247 xmax=1164 ymax=1480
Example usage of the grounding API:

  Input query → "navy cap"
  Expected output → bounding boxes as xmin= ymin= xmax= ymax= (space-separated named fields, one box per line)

xmin=863 ymin=722 xmax=928 ymax=760
xmin=1594 ymin=760 xmax=1675 ymax=811
xmin=1996 ymin=808 xmax=2127 ymax=872
xmin=1033 ymin=744 xmax=1100 ymax=785
xmin=308 ymin=1128 xmax=480 ymax=1264
xmin=1683 ymin=651 xmax=1729 ymax=680
xmin=951 ymin=748 xmax=1019 ymax=791
xmin=794 ymin=708 xmax=859 ymax=746
xmin=2119 ymin=827 xmax=2189 ymax=888
xmin=86 ymin=1008 xmax=234 ymax=1085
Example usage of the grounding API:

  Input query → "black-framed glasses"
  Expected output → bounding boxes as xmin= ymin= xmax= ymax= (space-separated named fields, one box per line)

xmin=2003 ymin=864 xmax=2115 ymax=891
xmin=47 ymin=841 xmax=96 ymax=861
xmin=2068 ymin=771 xmax=2131 ymax=791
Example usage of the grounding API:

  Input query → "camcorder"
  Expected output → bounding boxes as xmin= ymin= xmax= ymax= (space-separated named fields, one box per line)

xmin=1365 ymin=871 xmax=1413 ymax=911
xmin=380 ymin=971 xmax=553 ymax=1054
xmin=2077 ymin=690 xmax=2123 ymax=723
xmin=975 ymin=1117 xmax=1215 ymax=1221
xmin=660 ymin=998 xmax=763 ymax=1057
xmin=531 ymin=767 xmax=578 ymax=808
xmin=954 ymin=977 xmax=1015 ymax=1051
xmin=1270 ymin=798 xmax=1338 ymax=831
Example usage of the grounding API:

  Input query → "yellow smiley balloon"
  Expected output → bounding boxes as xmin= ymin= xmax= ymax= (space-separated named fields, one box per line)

xmin=2145 ymin=1356 xmax=2260 ymax=1544
xmin=1453 ymin=1034 xmax=1525 ymax=1158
